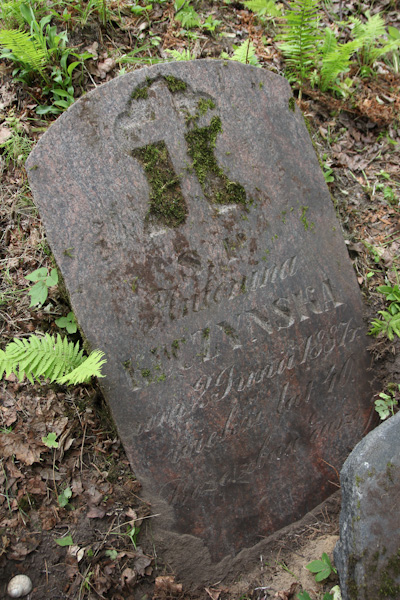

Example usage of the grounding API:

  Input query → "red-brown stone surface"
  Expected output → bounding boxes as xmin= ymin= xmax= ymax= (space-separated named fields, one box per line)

xmin=27 ymin=61 xmax=374 ymax=578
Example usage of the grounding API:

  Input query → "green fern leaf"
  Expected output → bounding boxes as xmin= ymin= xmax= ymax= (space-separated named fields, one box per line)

xmin=1 ymin=333 xmax=106 ymax=384
xmin=243 ymin=0 xmax=281 ymax=17
xmin=175 ymin=6 xmax=201 ymax=29
xmin=230 ymin=40 xmax=260 ymax=66
xmin=0 ymin=28 xmax=47 ymax=73
xmin=165 ymin=48 xmax=195 ymax=61
xmin=58 ymin=350 xmax=106 ymax=385
xmin=0 ymin=349 xmax=12 ymax=380
xmin=321 ymin=27 xmax=337 ymax=58
xmin=350 ymin=11 xmax=386 ymax=45
xmin=320 ymin=39 xmax=361 ymax=91
xmin=279 ymin=0 xmax=322 ymax=87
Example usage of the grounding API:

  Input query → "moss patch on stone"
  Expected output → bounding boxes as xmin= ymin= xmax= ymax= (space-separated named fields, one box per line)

xmin=132 ymin=141 xmax=188 ymax=227
xmin=163 ymin=75 xmax=187 ymax=93
xmin=131 ymin=85 xmax=149 ymax=100
xmin=185 ymin=116 xmax=247 ymax=206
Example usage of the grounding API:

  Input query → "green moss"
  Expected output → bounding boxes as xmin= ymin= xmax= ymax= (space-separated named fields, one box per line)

xmin=379 ymin=551 xmax=400 ymax=598
xmin=131 ymin=85 xmax=149 ymax=100
xmin=288 ymin=97 xmax=296 ymax=112
xmin=141 ymin=368 xmax=151 ymax=378
xmin=347 ymin=554 xmax=360 ymax=600
xmin=386 ymin=462 xmax=395 ymax=483
xmin=185 ymin=116 xmax=247 ymax=206
xmin=163 ymin=75 xmax=187 ymax=93
xmin=197 ymin=98 xmax=216 ymax=116
xmin=202 ymin=327 xmax=210 ymax=339
xmin=300 ymin=205 xmax=315 ymax=231
xmin=132 ymin=141 xmax=187 ymax=227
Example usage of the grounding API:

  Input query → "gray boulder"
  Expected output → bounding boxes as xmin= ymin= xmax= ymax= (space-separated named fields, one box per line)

xmin=334 ymin=411 xmax=400 ymax=599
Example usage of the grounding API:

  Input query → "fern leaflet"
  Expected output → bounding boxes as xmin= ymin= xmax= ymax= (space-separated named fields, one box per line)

xmin=320 ymin=37 xmax=361 ymax=92
xmin=278 ymin=0 xmax=321 ymax=92
xmin=231 ymin=40 xmax=260 ymax=66
xmin=243 ymin=0 xmax=281 ymax=17
xmin=175 ymin=5 xmax=201 ymax=29
xmin=58 ymin=350 xmax=106 ymax=385
xmin=0 ymin=28 xmax=47 ymax=73
xmin=0 ymin=333 xmax=106 ymax=385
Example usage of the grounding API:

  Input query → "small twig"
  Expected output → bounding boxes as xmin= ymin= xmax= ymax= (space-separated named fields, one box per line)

xmin=321 ymin=458 xmax=340 ymax=484
xmin=52 ymin=451 xmax=58 ymax=498
xmin=80 ymin=422 xmax=87 ymax=472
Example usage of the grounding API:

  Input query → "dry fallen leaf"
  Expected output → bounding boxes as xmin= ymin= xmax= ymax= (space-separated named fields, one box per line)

xmin=0 ymin=431 xmax=46 ymax=465
xmin=133 ymin=547 xmax=152 ymax=576
xmin=0 ymin=126 xmax=12 ymax=144
xmin=153 ymin=575 xmax=183 ymax=598
xmin=205 ymin=587 xmax=221 ymax=600
xmin=121 ymin=567 xmax=137 ymax=588
xmin=97 ymin=58 xmax=116 ymax=78
xmin=87 ymin=506 xmax=106 ymax=519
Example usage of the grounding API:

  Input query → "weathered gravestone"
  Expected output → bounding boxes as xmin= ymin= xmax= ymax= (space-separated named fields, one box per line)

xmin=334 ymin=412 xmax=400 ymax=600
xmin=26 ymin=60 xmax=374 ymax=582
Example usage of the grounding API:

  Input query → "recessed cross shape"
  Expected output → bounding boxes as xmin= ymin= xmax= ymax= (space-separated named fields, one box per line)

xmin=114 ymin=75 xmax=247 ymax=227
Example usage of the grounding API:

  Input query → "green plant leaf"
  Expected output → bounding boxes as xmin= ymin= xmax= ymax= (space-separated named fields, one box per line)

xmin=25 ymin=267 xmax=48 ymax=282
xmin=55 ymin=534 xmax=73 ymax=546
xmin=42 ymin=432 xmax=59 ymax=448
xmin=315 ymin=566 xmax=331 ymax=581
xmin=28 ymin=280 xmax=48 ymax=306
xmin=55 ymin=312 xmax=78 ymax=334
xmin=306 ymin=559 xmax=326 ymax=573
xmin=46 ymin=268 xmax=58 ymax=286
xmin=297 ymin=592 xmax=312 ymax=600
xmin=58 ymin=486 xmax=72 ymax=507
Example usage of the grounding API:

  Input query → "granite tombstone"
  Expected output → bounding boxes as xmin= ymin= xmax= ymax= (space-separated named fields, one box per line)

xmin=26 ymin=60 xmax=374 ymax=578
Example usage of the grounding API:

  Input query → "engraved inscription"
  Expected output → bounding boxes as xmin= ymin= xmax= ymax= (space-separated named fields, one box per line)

xmin=155 ymin=255 xmax=299 ymax=322
xmin=124 ymin=276 xmax=347 ymax=390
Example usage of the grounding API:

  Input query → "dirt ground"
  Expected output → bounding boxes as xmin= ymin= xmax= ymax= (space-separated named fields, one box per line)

xmin=1 ymin=0 xmax=400 ymax=598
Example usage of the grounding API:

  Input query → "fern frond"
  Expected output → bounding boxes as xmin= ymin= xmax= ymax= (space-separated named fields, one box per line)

xmin=279 ymin=0 xmax=322 ymax=87
xmin=1 ymin=333 xmax=105 ymax=385
xmin=243 ymin=0 xmax=281 ymax=17
xmin=0 ymin=0 xmax=26 ymax=28
xmin=321 ymin=27 xmax=337 ymax=58
xmin=0 ymin=28 xmax=47 ymax=73
xmin=175 ymin=6 xmax=201 ymax=29
xmin=350 ymin=11 xmax=386 ymax=45
xmin=165 ymin=48 xmax=195 ymax=61
xmin=0 ymin=349 xmax=12 ymax=380
xmin=350 ymin=11 xmax=395 ymax=67
xmin=320 ymin=39 xmax=361 ymax=91
xmin=231 ymin=40 xmax=260 ymax=66
xmin=58 ymin=350 xmax=106 ymax=385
